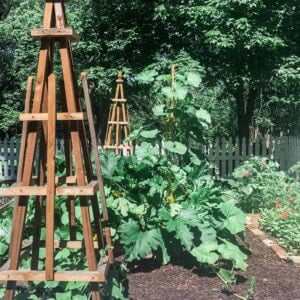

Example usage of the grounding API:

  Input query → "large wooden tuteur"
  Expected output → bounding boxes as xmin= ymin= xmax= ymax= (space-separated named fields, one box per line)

xmin=0 ymin=1 xmax=113 ymax=299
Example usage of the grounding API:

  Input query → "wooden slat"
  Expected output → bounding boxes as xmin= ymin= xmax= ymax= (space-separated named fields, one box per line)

xmin=19 ymin=112 xmax=87 ymax=121
xmin=0 ymin=181 xmax=98 ymax=197
xmin=108 ymin=121 xmax=128 ymax=125
xmin=56 ymin=181 xmax=98 ymax=196
xmin=39 ymin=240 xmax=99 ymax=249
xmin=31 ymin=28 xmax=79 ymax=42
xmin=31 ymin=175 xmax=81 ymax=185
xmin=60 ymin=39 xmax=99 ymax=280
xmin=0 ymin=267 xmax=108 ymax=282
xmin=82 ymin=72 xmax=114 ymax=263
xmin=45 ymin=74 xmax=56 ymax=280
xmin=111 ymin=98 xmax=126 ymax=102
xmin=54 ymin=2 xmax=65 ymax=29
xmin=103 ymin=145 xmax=132 ymax=150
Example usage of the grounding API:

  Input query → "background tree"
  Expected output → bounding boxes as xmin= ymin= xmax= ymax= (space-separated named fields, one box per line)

xmin=0 ymin=0 xmax=299 ymax=139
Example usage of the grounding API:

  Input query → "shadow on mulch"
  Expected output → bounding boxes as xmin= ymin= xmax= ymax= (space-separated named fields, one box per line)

xmin=126 ymin=230 xmax=300 ymax=300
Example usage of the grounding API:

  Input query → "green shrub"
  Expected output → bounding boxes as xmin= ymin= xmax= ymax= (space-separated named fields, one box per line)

xmin=259 ymin=183 xmax=300 ymax=254
xmin=224 ymin=157 xmax=289 ymax=212
xmin=288 ymin=161 xmax=300 ymax=182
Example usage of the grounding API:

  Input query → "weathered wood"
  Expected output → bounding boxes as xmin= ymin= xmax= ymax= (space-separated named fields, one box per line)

xmin=0 ymin=181 xmax=98 ymax=197
xmin=39 ymin=240 xmax=99 ymax=249
xmin=8 ymin=76 xmax=33 ymax=258
xmin=31 ymin=28 xmax=79 ymax=42
xmin=45 ymin=74 xmax=56 ymax=280
xmin=0 ymin=267 xmax=108 ymax=282
xmin=31 ymin=72 xmax=49 ymax=271
xmin=82 ymin=72 xmax=114 ymax=262
xmin=4 ymin=2 xmax=107 ymax=299
xmin=108 ymin=121 xmax=129 ymax=125
xmin=111 ymin=98 xmax=126 ymax=102
xmin=104 ymin=71 xmax=132 ymax=155
xmin=59 ymin=39 xmax=99 ymax=281
xmin=19 ymin=112 xmax=87 ymax=121
xmin=103 ymin=145 xmax=132 ymax=149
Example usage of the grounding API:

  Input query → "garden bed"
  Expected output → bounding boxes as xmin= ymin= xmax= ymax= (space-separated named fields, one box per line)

xmin=246 ymin=214 xmax=300 ymax=264
xmin=126 ymin=229 xmax=300 ymax=299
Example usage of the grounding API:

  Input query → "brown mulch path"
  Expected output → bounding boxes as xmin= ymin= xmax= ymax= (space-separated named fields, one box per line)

xmin=126 ymin=230 xmax=300 ymax=300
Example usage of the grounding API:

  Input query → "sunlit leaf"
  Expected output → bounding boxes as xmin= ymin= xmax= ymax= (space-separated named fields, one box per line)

xmin=186 ymin=72 xmax=202 ymax=87
xmin=164 ymin=141 xmax=187 ymax=155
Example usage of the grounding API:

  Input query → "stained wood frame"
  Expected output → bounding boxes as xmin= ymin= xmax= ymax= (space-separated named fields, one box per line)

xmin=1 ymin=2 xmax=113 ymax=299
xmin=103 ymin=71 xmax=132 ymax=155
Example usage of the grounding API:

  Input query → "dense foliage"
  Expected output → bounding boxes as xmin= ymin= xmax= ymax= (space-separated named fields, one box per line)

xmin=223 ymin=157 xmax=300 ymax=254
xmin=224 ymin=157 xmax=289 ymax=212
xmin=0 ymin=0 xmax=299 ymax=138
xmin=260 ymin=188 xmax=300 ymax=255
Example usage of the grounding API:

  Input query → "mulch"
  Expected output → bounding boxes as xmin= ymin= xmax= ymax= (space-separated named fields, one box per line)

xmin=126 ymin=230 xmax=300 ymax=300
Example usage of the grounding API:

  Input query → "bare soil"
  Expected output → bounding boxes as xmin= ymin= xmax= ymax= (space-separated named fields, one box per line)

xmin=126 ymin=230 xmax=300 ymax=300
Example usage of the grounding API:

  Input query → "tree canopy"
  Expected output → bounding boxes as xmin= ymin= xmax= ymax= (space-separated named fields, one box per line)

xmin=0 ymin=0 xmax=299 ymax=139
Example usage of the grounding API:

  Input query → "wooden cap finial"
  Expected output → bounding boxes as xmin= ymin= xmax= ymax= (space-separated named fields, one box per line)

xmin=116 ymin=71 xmax=123 ymax=83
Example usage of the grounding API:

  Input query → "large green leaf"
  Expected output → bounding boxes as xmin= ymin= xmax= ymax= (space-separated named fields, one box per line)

xmin=174 ymin=83 xmax=188 ymax=100
xmin=176 ymin=208 xmax=200 ymax=227
xmin=191 ymin=241 xmax=219 ymax=265
xmin=175 ymin=224 xmax=194 ymax=250
xmin=195 ymin=108 xmax=211 ymax=124
xmin=188 ymin=150 xmax=202 ymax=166
xmin=164 ymin=141 xmax=187 ymax=154
xmin=124 ymin=128 xmax=142 ymax=142
xmin=118 ymin=220 xmax=164 ymax=261
xmin=219 ymin=202 xmax=245 ymax=234
xmin=152 ymin=104 xmax=166 ymax=116
xmin=113 ymin=197 xmax=136 ymax=217
xmin=135 ymin=142 xmax=159 ymax=160
xmin=136 ymin=69 xmax=158 ymax=83
xmin=186 ymin=72 xmax=202 ymax=87
xmin=218 ymin=240 xmax=248 ymax=270
xmin=56 ymin=291 xmax=72 ymax=300
xmin=158 ymin=208 xmax=172 ymax=221
xmin=140 ymin=129 xmax=160 ymax=139
xmin=161 ymin=86 xmax=174 ymax=98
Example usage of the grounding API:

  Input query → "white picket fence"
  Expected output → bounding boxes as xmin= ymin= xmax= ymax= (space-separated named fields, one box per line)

xmin=0 ymin=136 xmax=299 ymax=181
xmin=190 ymin=136 xmax=300 ymax=178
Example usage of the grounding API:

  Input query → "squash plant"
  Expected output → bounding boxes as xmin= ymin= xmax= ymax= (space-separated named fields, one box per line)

xmin=103 ymin=69 xmax=248 ymax=284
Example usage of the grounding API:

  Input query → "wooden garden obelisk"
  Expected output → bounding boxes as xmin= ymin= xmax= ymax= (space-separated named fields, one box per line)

xmin=0 ymin=1 xmax=113 ymax=299
xmin=104 ymin=71 xmax=132 ymax=155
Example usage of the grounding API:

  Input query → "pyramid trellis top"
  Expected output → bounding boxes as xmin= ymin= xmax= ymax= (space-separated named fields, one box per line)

xmin=31 ymin=1 xmax=79 ymax=42
xmin=104 ymin=71 xmax=132 ymax=155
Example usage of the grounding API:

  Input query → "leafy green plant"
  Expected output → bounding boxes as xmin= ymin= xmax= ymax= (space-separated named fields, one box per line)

xmin=288 ymin=161 xmax=300 ymax=182
xmin=259 ymin=184 xmax=300 ymax=254
xmin=101 ymin=68 xmax=248 ymax=283
xmin=102 ymin=139 xmax=247 ymax=279
xmin=224 ymin=157 xmax=289 ymax=212
xmin=224 ymin=157 xmax=300 ymax=253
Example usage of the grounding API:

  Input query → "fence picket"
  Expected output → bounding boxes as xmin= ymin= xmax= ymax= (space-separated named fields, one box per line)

xmin=227 ymin=137 xmax=233 ymax=176
xmin=0 ymin=135 xmax=299 ymax=181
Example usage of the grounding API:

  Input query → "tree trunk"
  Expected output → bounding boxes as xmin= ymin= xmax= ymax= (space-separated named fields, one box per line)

xmin=235 ymin=78 xmax=256 ymax=139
